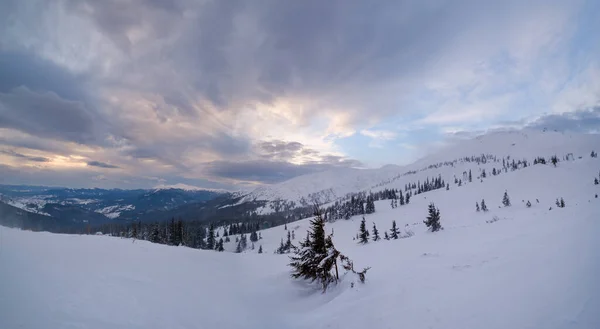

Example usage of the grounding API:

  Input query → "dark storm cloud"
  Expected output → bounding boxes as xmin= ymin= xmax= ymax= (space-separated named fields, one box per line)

xmin=87 ymin=161 xmax=120 ymax=169
xmin=204 ymin=160 xmax=336 ymax=184
xmin=526 ymin=107 xmax=600 ymax=132
xmin=204 ymin=154 xmax=363 ymax=184
xmin=0 ymin=150 xmax=50 ymax=162
xmin=0 ymin=87 xmax=97 ymax=143
xmin=0 ymin=51 xmax=87 ymax=101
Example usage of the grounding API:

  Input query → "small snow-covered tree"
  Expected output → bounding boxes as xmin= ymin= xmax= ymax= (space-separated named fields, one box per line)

xmin=502 ymin=191 xmax=511 ymax=207
xmin=372 ymin=223 xmax=380 ymax=241
xmin=258 ymin=245 xmax=263 ymax=253
xmin=390 ymin=220 xmax=400 ymax=239
xmin=217 ymin=238 xmax=224 ymax=252
xmin=384 ymin=231 xmax=390 ymax=240
xmin=551 ymin=155 xmax=559 ymax=167
xmin=424 ymin=202 xmax=442 ymax=232
xmin=289 ymin=207 xmax=355 ymax=292
xmin=481 ymin=199 xmax=488 ymax=212
xmin=526 ymin=200 xmax=532 ymax=208
xmin=560 ymin=198 xmax=565 ymax=208
xmin=358 ymin=217 xmax=369 ymax=244
xmin=476 ymin=202 xmax=480 ymax=212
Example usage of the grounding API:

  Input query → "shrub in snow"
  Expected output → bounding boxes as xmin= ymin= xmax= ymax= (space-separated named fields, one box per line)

xmin=486 ymin=216 xmax=501 ymax=224
xmin=526 ymin=200 xmax=532 ymax=208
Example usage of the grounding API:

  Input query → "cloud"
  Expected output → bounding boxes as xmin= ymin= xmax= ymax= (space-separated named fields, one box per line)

xmin=0 ymin=149 xmax=50 ymax=162
xmin=360 ymin=129 xmax=398 ymax=148
xmin=525 ymin=107 xmax=600 ymax=133
xmin=203 ymin=157 xmax=362 ymax=184
xmin=0 ymin=87 xmax=97 ymax=143
xmin=0 ymin=0 xmax=598 ymax=189
xmin=87 ymin=161 xmax=120 ymax=169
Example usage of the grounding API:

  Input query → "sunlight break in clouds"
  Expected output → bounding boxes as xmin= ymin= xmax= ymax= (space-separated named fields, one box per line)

xmin=0 ymin=0 xmax=598 ymax=189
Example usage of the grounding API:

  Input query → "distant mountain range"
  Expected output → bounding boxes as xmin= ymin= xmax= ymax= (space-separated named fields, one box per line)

xmin=2 ymin=129 xmax=598 ymax=233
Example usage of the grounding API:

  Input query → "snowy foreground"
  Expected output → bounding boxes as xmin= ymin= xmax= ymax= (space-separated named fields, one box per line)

xmin=2 ymin=160 xmax=600 ymax=328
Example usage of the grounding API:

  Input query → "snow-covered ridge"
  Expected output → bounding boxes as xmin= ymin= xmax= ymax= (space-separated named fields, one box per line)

xmin=94 ymin=204 xmax=135 ymax=219
xmin=152 ymin=183 xmax=228 ymax=193
xmin=240 ymin=130 xmax=600 ymax=207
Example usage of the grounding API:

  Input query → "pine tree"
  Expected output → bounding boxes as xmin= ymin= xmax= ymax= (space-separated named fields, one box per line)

xmin=405 ymin=193 xmax=410 ymax=204
xmin=502 ymin=191 xmax=511 ymax=207
xmin=526 ymin=200 xmax=532 ymax=208
xmin=284 ymin=223 xmax=287 ymax=230
xmin=258 ymin=245 xmax=263 ymax=253
xmin=358 ymin=217 xmax=369 ymax=244
xmin=468 ymin=170 xmax=472 ymax=182
xmin=390 ymin=220 xmax=400 ymax=239
xmin=481 ymin=199 xmax=488 ymax=212
xmin=560 ymin=198 xmax=565 ymax=208
xmin=476 ymin=202 xmax=480 ymax=212
xmin=292 ymin=230 xmax=295 ymax=240
xmin=384 ymin=231 xmax=390 ymax=240
xmin=424 ymin=202 xmax=442 ymax=232
xmin=372 ymin=223 xmax=380 ymax=241
xmin=555 ymin=198 xmax=560 ymax=207
xmin=594 ymin=177 xmax=599 ymax=185
xmin=206 ymin=224 xmax=215 ymax=250
xmin=217 ymin=238 xmax=224 ymax=252
xmin=551 ymin=155 xmax=558 ymax=167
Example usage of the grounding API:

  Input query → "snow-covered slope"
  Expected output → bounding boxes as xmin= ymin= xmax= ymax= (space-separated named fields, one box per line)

xmin=239 ymin=130 xmax=599 ymax=212
xmin=2 ymin=147 xmax=599 ymax=329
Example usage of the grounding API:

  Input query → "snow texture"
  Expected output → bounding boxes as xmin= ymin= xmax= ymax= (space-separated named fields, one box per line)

xmin=1 ymin=129 xmax=600 ymax=329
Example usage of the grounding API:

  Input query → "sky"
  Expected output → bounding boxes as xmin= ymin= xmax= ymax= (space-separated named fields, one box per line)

xmin=0 ymin=0 xmax=599 ymax=191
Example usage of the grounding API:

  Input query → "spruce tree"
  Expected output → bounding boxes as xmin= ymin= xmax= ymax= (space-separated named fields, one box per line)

xmin=206 ymin=224 xmax=216 ymax=250
xmin=285 ymin=230 xmax=292 ymax=251
xmin=560 ymin=198 xmax=565 ymax=208
xmin=372 ymin=223 xmax=380 ymax=241
xmin=476 ymin=202 xmax=480 ymax=212
xmin=217 ymin=238 xmax=224 ymax=252
xmin=390 ymin=220 xmax=400 ymax=239
xmin=384 ymin=231 xmax=390 ymax=240
xmin=594 ymin=177 xmax=599 ymax=185
xmin=150 ymin=223 xmax=161 ymax=243
xmin=526 ymin=200 xmax=532 ymax=208
xmin=481 ymin=199 xmax=488 ymax=212
xmin=258 ymin=245 xmax=263 ymax=254
xmin=358 ymin=216 xmax=369 ymax=244
xmin=289 ymin=208 xmax=340 ymax=291
xmin=555 ymin=198 xmax=560 ymax=207
xmin=469 ymin=170 xmax=472 ymax=182
xmin=424 ymin=202 xmax=442 ymax=232
xmin=502 ymin=191 xmax=511 ymax=207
